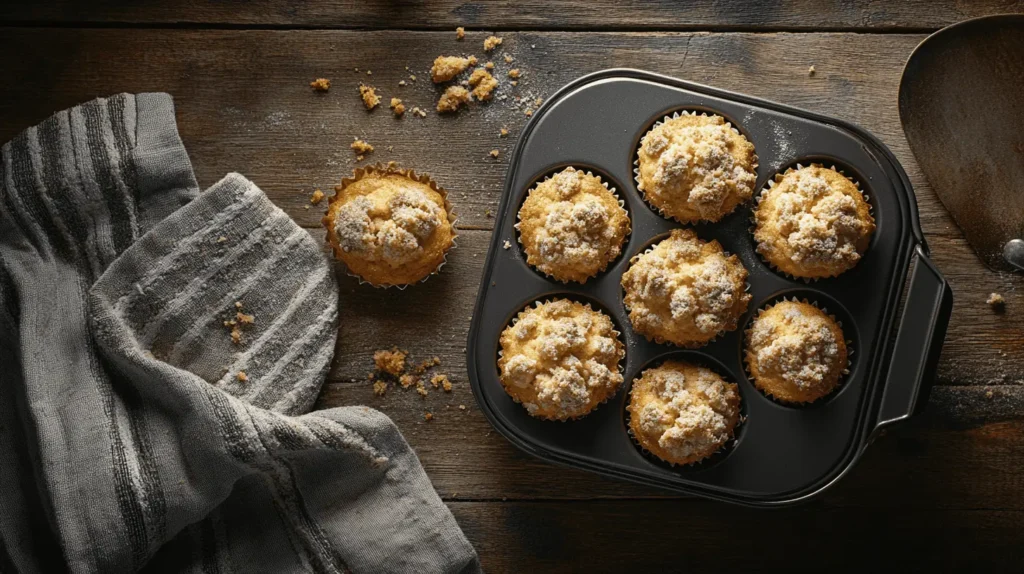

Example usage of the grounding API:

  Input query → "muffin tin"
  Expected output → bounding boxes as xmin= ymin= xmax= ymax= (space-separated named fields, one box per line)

xmin=466 ymin=69 xmax=952 ymax=506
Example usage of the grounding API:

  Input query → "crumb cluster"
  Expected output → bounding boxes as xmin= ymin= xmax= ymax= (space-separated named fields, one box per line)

xmin=359 ymin=84 xmax=380 ymax=110
xmin=223 ymin=301 xmax=256 ymax=345
xmin=437 ymin=86 xmax=471 ymax=113
xmin=498 ymin=299 xmax=624 ymax=420
xmin=431 ymin=55 xmax=478 ymax=83
xmin=310 ymin=78 xmax=331 ymax=91
xmin=368 ymin=349 xmax=454 ymax=406
xmin=987 ymin=292 xmax=1005 ymax=311
xmin=621 ymin=229 xmax=750 ymax=347
xmin=628 ymin=360 xmax=740 ymax=465
xmin=390 ymin=97 xmax=405 ymax=117
xmin=469 ymin=68 xmax=498 ymax=101
xmin=483 ymin=35 xmax=503 ymax=51
xmin=310 ymin=189 xmax=325 ymax=205
xmin=637 ymin=113 xmax=757 ymax=223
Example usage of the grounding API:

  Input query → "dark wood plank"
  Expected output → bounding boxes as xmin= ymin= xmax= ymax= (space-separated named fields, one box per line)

xmin=2 ymin=1 xmax=1022 ymax=31
xmin=450 ymin=499 xmax=1024 ymax=572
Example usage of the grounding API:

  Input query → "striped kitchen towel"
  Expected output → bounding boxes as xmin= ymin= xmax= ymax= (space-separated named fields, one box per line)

xmin=0 ymin=93 xmax=480 ymax=573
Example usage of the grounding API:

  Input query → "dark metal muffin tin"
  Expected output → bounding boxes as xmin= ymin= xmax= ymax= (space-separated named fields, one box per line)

xmin=466 ymin=69 xmax=952 ymax=506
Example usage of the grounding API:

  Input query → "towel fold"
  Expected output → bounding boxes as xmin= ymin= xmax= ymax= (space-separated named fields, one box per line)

xmin=0 ymin=93 xmax=479 ymax=573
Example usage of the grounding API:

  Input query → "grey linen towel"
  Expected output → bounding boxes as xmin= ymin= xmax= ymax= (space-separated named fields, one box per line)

xmin=0 ymin=93 xmax=480 ymax=573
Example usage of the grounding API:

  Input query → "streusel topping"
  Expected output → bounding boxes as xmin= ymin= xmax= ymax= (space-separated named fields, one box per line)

xmin=745 ymin=300 xmax=846 ymax=403
xmin=498 ymin=299 xmax=624 ymax=420
xmin=518 ymin=167 xmax=630 ymax=283
xmin=754 ymin=165 xmax=874 ymax=279
xmin=637 ymin=114 xmax=757 ymax=223
xmin=621 ymin=229 xmax=750 ymax=347
xmin=628 ymin=360 xmax=740 ymax=465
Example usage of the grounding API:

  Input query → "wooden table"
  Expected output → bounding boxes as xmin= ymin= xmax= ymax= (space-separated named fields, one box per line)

xmin=3 ymin=3 xmax=1024 ymax=571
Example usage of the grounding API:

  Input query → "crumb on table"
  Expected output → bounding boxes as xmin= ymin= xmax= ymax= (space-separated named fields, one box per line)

xmin=424 ymin=412 xmax=434 ymax=422
xmin=504 ymin=54 xmax=513 ymax=64
xmin=236 ymin=371 xmax=248 ymax=382
xmin=411 ymin=106 xmax=428 ymax=118
xmin=507 ymin=68 xmax=521 ymax=79
xmin=390 ymin=97 xmax=406 ymax=117
xmin=489 ymin=149 xmax=499 ymax=158
xmin=469 ymin=68 xmax=498 ymax=101
xmin=524 ymin=108 xmax=533 ymax=117
xmin=485 ymin=61 xmax=495 ymax=70
xmin=808 ymin=65 xmax=816 ymax=76
xmin=437 ymin=86 xmax=471 ymax=113
xmin=374 ymin=348 xmax=408 ymax=376
xmin=987 ymin=292 xmax=1005 ymax=311
xmin=503 ymin=240 xmax=511 ymax=249
xmin=373 ymin=380 xmax=388 ymax=396
xmin=351 ymin=139 xmax=374 ymax=155
xmin=310 ymin=189 xmax=325 ymax=205
xmin=431 ymin=374 xmax=453 ymax=392
xmin=484 ymin=35 xmax=502 ymax=51
xmin=359 ymin=84 xmax=381 ymax=110
xmin=236 ymin=312 xmax=254 ymax=325
xmin=431 ymin=55 xmax=475 ymax=83
xmin=500 ymin=127 xmax=508 ymax=137
xmin=456 ymin=26 xmax=465 ymax=40
xmin=310 ymin=78 xmax=331 ymax=91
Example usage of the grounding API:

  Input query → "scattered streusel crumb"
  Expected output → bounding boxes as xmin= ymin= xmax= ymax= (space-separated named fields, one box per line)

xmin=483 ymin=35 xmax=502 ymax=51
xmin=469 ymin=68 xmax=498 ymax=101
xmin=431 ymin=374 xmax=453 ymax=392
xmin=987 ymin=292 xmax=1005 ymax=311
xmin=390 ymin=97 xmax=406 ymax=117
xmin=218 ymin=236 xmax=227 ymax=243
xmin=410 ymin=74 xmax=417 ymax=82
xmin=358 ymin=84 xmax=380 ymax=110
xmin=458 ymin=404 xmax=466 ymax=410
xmin=410 ymin=106 xmax=428 ymax=118
xmin=504 ymin=54 xmax=513 ymax=64
xmin=230 ymin=325 xmax=242 ymax=344
xmin=374 ymin=348 xmax=408 ymax=376
xmin=356 ymin=155 xmax=364 ymax=162
xmin=508 ymin=68 xmax=521 ymax=79
xmin=432 ymin=55 xmax=475 ymax=83
xmin=373 ymin=380 xmax=388 ymax=396
xmin=489 ymin=149 xmax=500 ymax=158
xmin=416 ymin=380 xmax=429 ymax=397
xmin=424 ymin=411 xmax=434 ymax=421
xmin=237 ymin=371 xmax=248 ymax=382
xmin=499 ymin=127 xmax=508 ymax=137
xmin=986 ymin=390 xmax=995 ymax=399
xmin=398 ymin=80 xmax=406 ymax=87
xmin=310 ymin=78 xmax=331 ymax=91
xmin=524 ymin=108 xmax=533 ymax=117
xmin=437 ymin=86 xmax=471 ymax=113
xmin=510 ymin=80 xmax=518 ymax=87
xmin=534 ymin=97 xmax=543 ymax=106
xmin=401 ymin=373 xmax=419 ymax=389
xmin=503 ymin=240 xmax=511 ymax=249
xmin=456 ymin=26 xmax=465 ymax=40
xmin=235 ymin=301 xmax=243 ymax=309
xmin=310 ymin=189 xmax=325 ymax=205
xmin=236 ymin=312 xmax=254 ymax=325
xmin=366 ymin=70 xmax=372 ymax=75
xmin=485 ymin=61 xmax=495 ymax=70
xmin=351 ymin=139 xmax=374 ymax=155
xmin=808 ymin=65 xmax=816 ymax=76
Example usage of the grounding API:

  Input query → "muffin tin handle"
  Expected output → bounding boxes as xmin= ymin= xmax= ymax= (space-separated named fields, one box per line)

xmin=873 ymin=246 xmax=953 ymax=434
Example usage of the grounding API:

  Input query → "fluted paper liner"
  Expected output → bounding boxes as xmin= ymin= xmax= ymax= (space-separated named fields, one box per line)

xmin=322 ymin=163 xmax=458 ymax=289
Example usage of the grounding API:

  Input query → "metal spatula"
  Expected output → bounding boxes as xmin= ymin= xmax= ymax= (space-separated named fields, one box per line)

xmin=899 ymin=14 xmax=1024 ymax=272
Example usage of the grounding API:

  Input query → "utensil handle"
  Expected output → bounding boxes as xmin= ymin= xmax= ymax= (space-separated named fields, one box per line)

xmin=874 ymin=245 xmax=953 ymax=434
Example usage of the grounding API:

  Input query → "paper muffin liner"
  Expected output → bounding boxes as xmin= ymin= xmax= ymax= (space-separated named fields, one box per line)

xmin=514 ymin=167 xmax=632 ymax=284
xmin=633 ymin=110 xmax=760 ymax=224
xmin=620 ymin=233 xmax=752 ymax=349
xmin=624 ymin=360 xmax=744 ymax=469
xmin=496 ymin=297 xmax=626 ymax=422
xmin=742 ymin=296 xmax=853 ymax=406
xmin=322 ymin=162 xmax=458 ymax=289
xmin=749 ymin=163 xmax=874 ymax=283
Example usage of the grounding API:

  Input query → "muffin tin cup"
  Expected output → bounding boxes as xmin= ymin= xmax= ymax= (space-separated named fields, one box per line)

xmin=751 ymin=163 xmax=875 ymax=283
xmin=467 ymin=69 xmax=952 ymax=507
xmin=515 ymin=168 xmax=632 ymax=284
xmin=742 ymin=295 xmax=855 ymax=406
xmin=633 ymin=109 xmax=760 ymax=225
xmin=324 ymin=163 xmax=458 ymax=289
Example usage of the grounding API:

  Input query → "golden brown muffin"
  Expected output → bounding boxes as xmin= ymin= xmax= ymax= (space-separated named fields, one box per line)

xmin=498 ymin=299 xmax=624 ymax=420
xmin=753 ymin=165 xmax=875 ymax=279
xmin=323 ymin=166 xmax=455 ymax=287
xmin=628 ymin=360 xmax=741 ymax=466
xmin=517 ymin=167 xmax=631 ymax=283
xmin=636 ymin=113 xmax=757 ymax=223
xmin=621 ymin=229 xmax=750 ymax=347
xmin=745 ymin=300 xmax=847 ymax=404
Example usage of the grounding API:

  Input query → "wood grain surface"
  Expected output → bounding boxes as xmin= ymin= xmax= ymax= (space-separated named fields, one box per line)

xmin=3 ymin=1 xmax=1023 ymax=31
xmin=2 ymin=15 xmax=1023 ymax=572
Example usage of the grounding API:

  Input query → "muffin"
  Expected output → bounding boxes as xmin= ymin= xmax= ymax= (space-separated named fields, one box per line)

xmin=753 ymin=164 xmax=874 ymax=279
xmin=498 ymin=299 xmax=624 ymax=420
xmin=621 ymin=229 xmax=750 ymax=347
xmin=745 ymin=300 xmax=847 ymax=404
xmin=517 ymin=167 xmax=630 ymax=283
xmin=627 ymin=360 xmax=741 ymax=466
xmin=636 ymin=112 xmax=757 ymax=223
xmin=323 ymin=166 xmax=455 ymax=287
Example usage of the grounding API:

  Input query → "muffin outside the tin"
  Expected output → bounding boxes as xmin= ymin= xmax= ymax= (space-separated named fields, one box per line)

xmin=621 ymin=228 xmax=751 ymax=348
xmin=744 ymin=300 xmax=847 ymax=404
xmin=636 ymin=112 xmax=757 ymax=223
xmin=498 ymin=299 xmax=625 ymax=421
xmin=517 ymin=167 xmax=631 ymax=283
xmin=753 ymin=164 xmax=874 ymax=279
xmin=323 ymin=165 xmax=455 ymax=287
xmin=627 ymin=360 xmax=741 ymax=466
